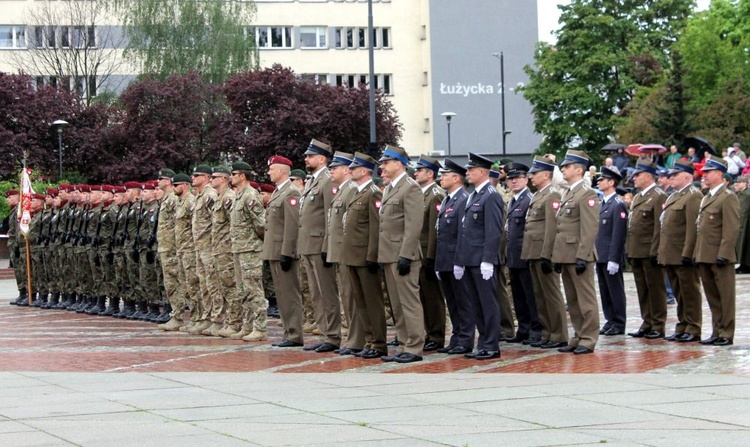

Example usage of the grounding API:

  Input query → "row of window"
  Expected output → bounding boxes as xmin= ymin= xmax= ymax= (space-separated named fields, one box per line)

xmin=251 ymin=0 xmax=391 ymax=3
xmin=0 ymin=25 xmax=96 ymax=49
xmin=250 ymin=26 xmax=391 ymax=50
xmin=300 ymin=73 xmax=393 ymax=95
xmin=35 ymin=75 xmax=97 ymax=97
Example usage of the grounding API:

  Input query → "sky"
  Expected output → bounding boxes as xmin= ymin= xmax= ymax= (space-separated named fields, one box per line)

xmin=538 ymin=0 xmax=713 ymax=43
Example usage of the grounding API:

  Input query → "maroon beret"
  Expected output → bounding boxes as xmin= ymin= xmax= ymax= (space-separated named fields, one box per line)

xmin=268 ymin=155 xmax=293 ymax=167
xmin=260 ymin=184 xmax=276 ymax=193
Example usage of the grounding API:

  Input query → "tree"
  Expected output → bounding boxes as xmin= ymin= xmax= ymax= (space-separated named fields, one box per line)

xmin=110 ymin=0 xmax=258 ymax=84
xmin=521 ymin=0 xmax=693 ymax=156
xmin=111 ymin=72 xmax=226 ymax=181
xmin=690 ymin=76 xmax=750 ymax=149
xmin=221 ymin=65 xmax=402 ymax=177
xmin=10 ymin=0 xmax=126 ymax=106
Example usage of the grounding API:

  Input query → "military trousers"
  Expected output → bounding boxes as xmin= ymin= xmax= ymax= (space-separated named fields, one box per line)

xmin=465 ymin=265 xmax=500 ymax=352
xmin=698 ymin=263 xmax=735 ymax=339
xmin=177 ymin=249 xmax=201 ymax=323
xmin=630 ymin=257 xmax=667 ymax=333
xmin=382 ymin=261 xmax=424 ymax=356
xmin=419 ymin=264 xmax=445 ymax=346
xmin=665 ymin=264 xmax=702 ymax=336
xmin=301 ymin=254 xmax=341 ymax=346
xmin=210 ymin=250 xmax=235 ymax=324
xmin=528 ymin=260 xmax=568 ymax=343
xmin=495 ymin=265 xmax=516 ymax=339
xmin=160 ymin=251 xmax=183 ymax=319
xmin=233 ymin=251 xmax=266 ymax=333
xmin=194 ymin=245 xmax=220 ymax=321
xmin=438 ymin=270 xmax=474 ymax=350
xmin=595 ymin=262 xmax=627 ymax=332
xmin=560 ymin=263 xmax=600 ymax=350
xmin=269 ymin=259 xmax=304 ymax=344
xmin=348 ymin=265 xmax=385 ymax=352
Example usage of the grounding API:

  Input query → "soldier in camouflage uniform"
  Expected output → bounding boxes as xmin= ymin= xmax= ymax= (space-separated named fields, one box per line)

xmin=30 ymin=192 xmax=51 ymax=307
xmin=172 ymin=173 xmax=201 ymax=331
xmin=259 ymin=183 xmax=280 ymax=318
xmin=72 ymin=185 xmax=92 ymax=312
xmin=138 ymin=182 xmax=161 ymax=321
xmin=54 ymin=185 xmax=75 ymax=309
xmin=81 ymin=186 xmax=106 ymax=314
xmin=119 ymin=182 xmax=143 ymax=318
xmin=201 ymin=165 xmax=236 ymax=336
xmin=156 ymin=169 xmax=184 ymax=330
xmin=189 ymin=164 xmax=220 ymax=335
xmin=98 ymin=185 xmax=122 ymax=316
xmin=42 ymin=189 xmax=64 ymax=308
xmin=225 ymin=162 xmax=268 ymax=341
xmin=6 ymin=190 xmax=27 ymax=305
xmin=112 ymin=185 xmax=135 ymax=317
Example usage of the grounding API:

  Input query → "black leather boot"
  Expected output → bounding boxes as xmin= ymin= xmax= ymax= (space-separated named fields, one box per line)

xmin=126 ymin=301 xmax=146 ymax=320
xmin=155 ymin=302 xmax=172 ymax=324
xmin=10 ymin=288 xmax=26 ymax=305
xmin=100 ymin=297 xmax=120 ymax=316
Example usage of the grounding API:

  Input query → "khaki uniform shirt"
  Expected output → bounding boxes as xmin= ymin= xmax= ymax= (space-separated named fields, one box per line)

xmin=230 ymin=184 xmax=265 ymax=254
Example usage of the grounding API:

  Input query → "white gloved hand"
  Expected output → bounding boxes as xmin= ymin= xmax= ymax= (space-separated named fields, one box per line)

xmin=453 ymin=265 xmax=465 ymax=280
xmin=435 ymin=271 xmax=441 ymax=280
xmin=607 ymin=261 xmax=619 ymax=275
xmin=480 ymin=262 xmax=494 ymax=280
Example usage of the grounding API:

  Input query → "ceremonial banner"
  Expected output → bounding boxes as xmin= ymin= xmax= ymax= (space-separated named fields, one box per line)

xmin=18 ymin=168 xmax=34 ymax=235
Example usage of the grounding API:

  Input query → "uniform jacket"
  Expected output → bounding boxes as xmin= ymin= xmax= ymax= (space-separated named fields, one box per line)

xmin=191 ymin=185 xmax=218 ymax=247
xmin=262 ymin=180 xmax=301 ymax=261
xmin=230 ymin=185 xmax=265 ymax=254
xmin=99 ymin=201 xmax=119 ymax=250
xmin=420 ymin=183 xmax=446 ymax=261
xmin=506 ymin=188 xmax=533 ymax=269
xmin=627 ymin=184 xmax=666 ymax=258
xmin=694 ymin=185 xmax=740 ymax=263
xmin=211 ymin=186 xmax=235 ymax=251
xmin=341 ymin=181 xmax=382 ymax=266
xmin=157 ymin=190 xmax=178 ymax=253
xmin=326 ymin=179 xmax=357 ymax=263
xmin=595 ymin=195 xmax=628 ymax=265
xmin=298 ymin=167 xmax=335 ymax=256
xmin=521 ymin=184 xmax=560 ymax=261
xmin=174 ymin=192 xmax=196 ymax=253
xmin=551 ymin=181 xmax=599 ymax=263
xmin=435 ymin=187 xmax=468 ymax=272
xmin=658 ymin=186 xmax=701 ymax=265
xmin=378 ymin=175 xmax=424 ymax=263
xmin=454 ymin=182 xmax=504 ymax=267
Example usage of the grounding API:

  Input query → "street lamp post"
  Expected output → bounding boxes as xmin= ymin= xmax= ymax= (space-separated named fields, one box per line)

xmin=440 ymin=112 xmax=456 ymax=157
xmin=51 ymin=119 xmax=68 ymax=179
xmin=367 ymin=0 xmax=377 ymax=157
xmin=492 ymin=52 xmax=512 ymax=155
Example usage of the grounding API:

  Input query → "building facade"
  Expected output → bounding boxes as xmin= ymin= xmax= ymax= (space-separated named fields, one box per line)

xmin=0 ymin=0 xmax=540 ymax=156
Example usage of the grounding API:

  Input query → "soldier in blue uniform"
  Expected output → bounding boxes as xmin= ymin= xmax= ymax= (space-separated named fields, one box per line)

xmin=454 ymin=153 xmax=504 ymax=360
xmin=595 ymin=166 xmax=628 ymax=336
xmin=434 ymin=159 xmax=474 ymax=355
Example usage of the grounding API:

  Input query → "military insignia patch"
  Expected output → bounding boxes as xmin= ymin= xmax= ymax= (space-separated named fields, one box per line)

xmin=247 ymin=200 xmax=256 ymax=208
xmin=332 ymin=187 xmax=338 ymax=195
xmin=375 ymin=200 xmax=382 ymax=209
xmin=552 ymin=201 xmax=561 ymax=210
xmin=224 ymin=199 xmax=232 ymax=209
xmin=290 ymin=198 xmax=298 ymax=207
xmin=436 ymin=203 xmax=441 ymax=212
xmin=620 ymin=211 xmax=627 ymax=219
xmin=587 ymin=198 xmax=596 ymax=207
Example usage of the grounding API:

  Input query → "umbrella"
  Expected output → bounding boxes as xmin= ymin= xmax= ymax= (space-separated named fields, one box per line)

xmin=601 ymin=143 xmax=626 ymax=152
xmin=639 ymin=144 xmax=667 ymax=155
xmin=625 ymin=144 xmax=643 ymax=157
xmin=683 ymin=136 xmax=717 ymax=161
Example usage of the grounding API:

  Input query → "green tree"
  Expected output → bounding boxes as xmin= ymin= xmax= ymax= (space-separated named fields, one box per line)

xmin=110 ymin=0 xmax=258 ymax=84
xmin=521 ymin=0 xmax=693 ymax=156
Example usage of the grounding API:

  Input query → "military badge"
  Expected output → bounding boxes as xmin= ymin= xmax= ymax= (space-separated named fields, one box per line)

xmin=436 ymin=203 xmax=441 ymax=212
xmin=290 ymin=198 xmax=298 ymax=207
xmin=620 ymin=211 xmax=627 ymax=219
xmin=375 ymin=200 xmax=382 ymax=209
xmin=587 ymin=198 xmax=596 ymax=207
xmin=552 ymin=201 xmax=560 ymax=210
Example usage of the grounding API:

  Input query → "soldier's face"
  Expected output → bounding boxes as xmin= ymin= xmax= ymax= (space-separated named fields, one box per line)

xmin=632 ymin=171 xmax=652 ymax=190
xmin=192 ymin=173 xmax=209 ymax=187
xmin=305 ymin=154 xmax=325 ymax=171
xmin=439 ymin=172 xmax=460 ymax=191
xmin=734 ymin=180 xmax=748 ymax=192
xmin=466 ymin=167 xmax=488 ymax=185
xmin=7 ymin=195 xmax=19 ymax=207
xmin=703 ymin=169 xmax=723 ymax=188
xmin=414 ymin=167 xmax=434 ymax=186
xmin=158 ymin=178 xmax=171 ymax=190
xmin=31 ymin=199 xmax=43 ymax=212
xmin=508 ymin=175 xmax=528 ymax=193
xmin=330 ymin=165 xmax=349 ymax=184
xmin=379 ymin=159 xmax=401 ymax=180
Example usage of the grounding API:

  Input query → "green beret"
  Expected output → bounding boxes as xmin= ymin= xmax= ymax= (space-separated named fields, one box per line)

xmin=172 ymin=173 xmax=191 ymax=184
xmin=373 ymin=176 xmax=383 ymax=187
xmin=232 ymin=161 xmax=252 ymax=172
xmin=158 ymin=168 xmax=176 ymax=179
xmin=193 ymin=164 xmax=212 ymax=175
xmin=212 ymin=165 xmax=231 ymax=175
xmin=290 ymin=169 xmax=307 ymax=180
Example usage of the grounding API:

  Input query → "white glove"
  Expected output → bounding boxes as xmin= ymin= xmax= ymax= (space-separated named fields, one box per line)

xmin=480 ymin=262 xmax=494 ymax=280
xmin=435 ymin=271 xmax=441 ymax=280
xmin=607 ymin=261 xmax=619 ymax=275
xmin=453 ymin=265 xmax=465 ymax=280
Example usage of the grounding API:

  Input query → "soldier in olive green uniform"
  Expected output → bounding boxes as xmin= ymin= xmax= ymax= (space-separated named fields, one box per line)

xmin=72 ymin=186 xmax=93 ymax=312
xmin=659 ymin=160 xmax=703 ymax=342
xmin=99 ymin=186 xmax=123 ymax=316
xmin=522 ymin=155 xmax=569 ymax=348
xmin=226 ymin=162 xmax=268 ymax=341
xmin=204 ymin=165 xmax=236 ymax=336
xmin=695 ymin=155 xmax=740 ymax=346
xmin=172 ymin=174 xmax=202 ymax=331
xmin=43 ymin=190 xmax=65 ymax=308
xmin=55 ymin=185 xmax=75 ymax=309
xmin=189 ymin=164 xmax=220 ymax=335
xmin=263 ymin=155 xmax=305 ymax=347
xmin=118 ymin=182 xmax=142 ymax=318
xmin=29 ymin=193 xmax=49 ymax=306
xmin=33 ymin=192 xmax=55 ymax=307
xmin=552 ymin=150 xmax=600 ymax=354
xmin=83 ymin=186 xmax=106 ymax=314
xmin=138 ymin=182 xmax=161 ymax=321
xmin=626 ymin=159 xmax=668 ymax=339
xmin=156 ymin=169 xmax=183 ymax=330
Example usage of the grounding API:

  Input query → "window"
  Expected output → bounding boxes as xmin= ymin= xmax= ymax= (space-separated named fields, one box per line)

xmin=35 ymin=26 xmax=55 ymax=48
xmin=334 ymin=27 xmax=343 ymax=49
xmin=358 ymin=28 xmax=366 ymax=48
xmin=332 ymin=73 xmax=393 ymax=95
xmin=346 ymin=28 xmax=354 ymax=49
xmin=60 ymin=26 xmax=70 ymax=48
xmin=0 ymin=25 xmax=25 ymax=49
xmin=299 ymin=26 xmax=326 ymax=49
xmin=251 ymin=26 xmax=293 ymax=49
xmin=300 ymin=73 xmax=328 ymax=85
xmin=381 ymin=27 xmax=390 ymax=48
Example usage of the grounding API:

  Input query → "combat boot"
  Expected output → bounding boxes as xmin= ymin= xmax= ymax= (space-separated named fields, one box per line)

xmin=201 ymin=322 xmax=224 ymax=336
xmin=188 ymin=320 xmax=212 ymax=335
xmin=17 ymin=289 xmax=30 ymax=306
xmin=228 ymin=328 xmax=251 ymax=340
xmin=242 ymin=330 xmax=268 ymax=342
xmin=87 ymin=297 xmax=106 ymax=315
xmin=100 ymin=297 xmax=120 ymax=316
xmin=127 ymin=301 xmax=146 ymax=320
xmin=61 ymin=293 xmax=74 ymax=309
xmin=142 ymin=303 xmax=161 ymax=322
xmin=77 ymin=296 xmax=93 ymax=313
xmin=157 ymin=317 xmax=183 ymax=331
xmin=70 ymin=294 xmax=85 ymax=312
xmin=31 ymin=292 xmax=42 ymax=307
xmin=155 ymin=303 xmax=172 ymax=324
xmin=10 ymin=288 xmax=24 ymax=305
xmin=114 ymin=300 xmax=134 ymax=318
xmin=217 ymin=325 xmax=240 ymax=338
xmin=44 ymin=292 xmax=60 ymax=309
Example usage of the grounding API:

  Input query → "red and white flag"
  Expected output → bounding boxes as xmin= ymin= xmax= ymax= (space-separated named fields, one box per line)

xmin=18 ymin=168 xmax=34 ymax=235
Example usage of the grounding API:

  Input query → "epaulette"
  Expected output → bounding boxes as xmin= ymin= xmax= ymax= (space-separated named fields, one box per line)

xmin=406 ymin=177 xmax=419 ymax=186
xmin=524 ymin=190 xmax=533 ymax=200
xmin=725 ymin=188 xmax=735 ymax=195
xmin=431 ymin=186 xmax=443 ymax=196
xmin=613 ymin=196 xmax=624 ymax=204
xmin=688 ymin=186 xmax=701 ymax=194
xmin=368 ymin=184 xmax=379 ymax=192
xmin=655 ymin=187 xmax=666 ymax=194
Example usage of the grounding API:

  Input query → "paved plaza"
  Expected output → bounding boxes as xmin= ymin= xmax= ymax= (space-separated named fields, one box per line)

xmin=1 ymin=275 xmax=749 ymax=446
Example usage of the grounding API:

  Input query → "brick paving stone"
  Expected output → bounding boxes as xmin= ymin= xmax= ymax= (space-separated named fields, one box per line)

xmin=1 ymin=273 xmax=749 ymax=374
